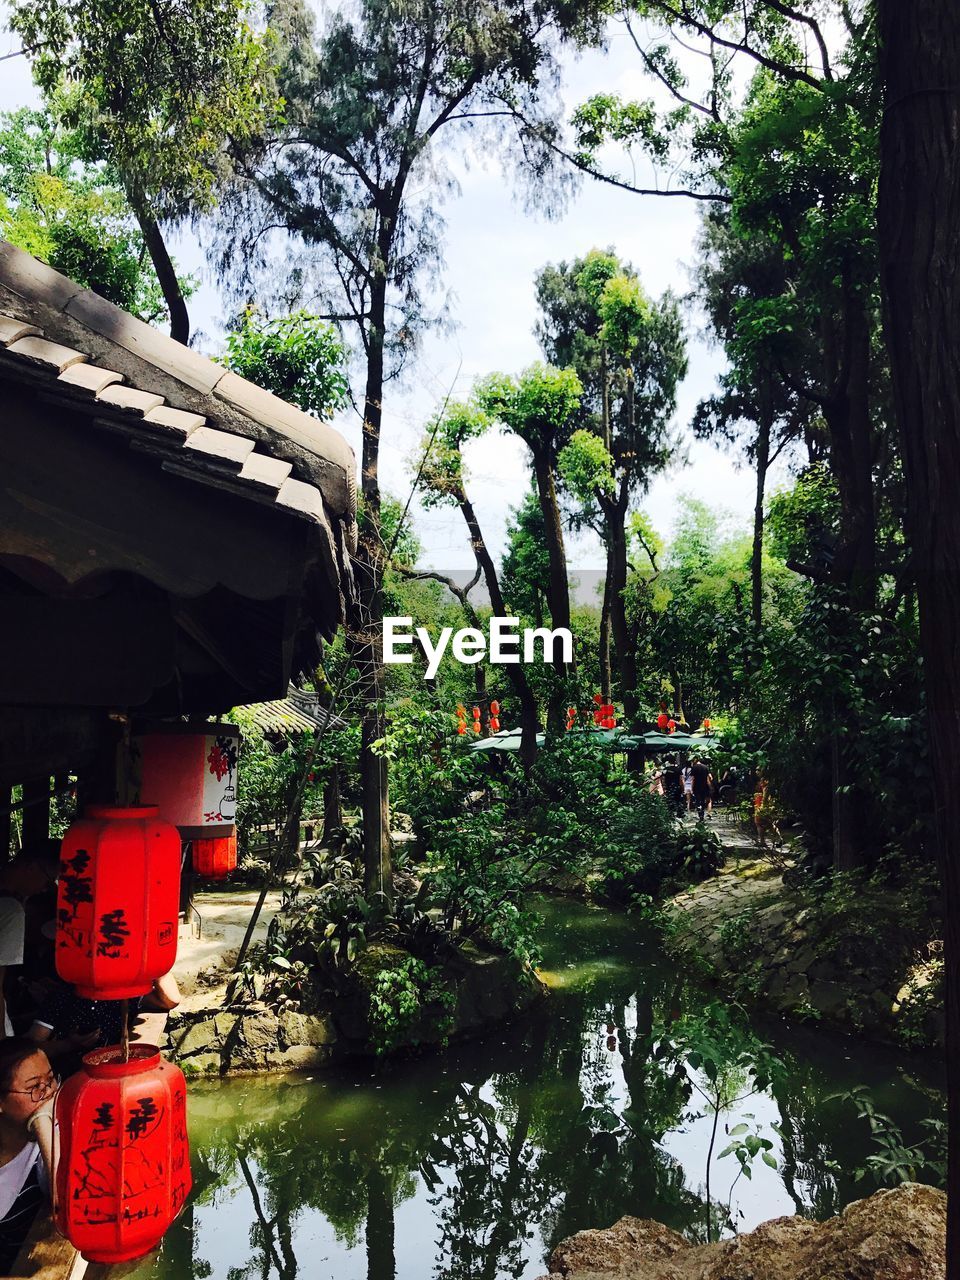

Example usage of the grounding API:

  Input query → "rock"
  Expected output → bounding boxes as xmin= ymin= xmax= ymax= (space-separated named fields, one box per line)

xmin=277 ymin=1044 xmax=334 ymax=1071
xmin=546 ymin=1216 xmax=690 ymax=1276
xmin=538 ymin=1184 xmax=945 ymax=1280
xmin=238 ymin=1007 xmax=280 ymax=1052
xmin=278 ymin=1009 xmax=337 ymax=1048
xmin=172 ymin=1017 xmax=223 ymax=1058
xmin=808 ymin=979 xmax=849 ymax=1018
xmin=180 ymin=1053 xmax=222 ymax=1077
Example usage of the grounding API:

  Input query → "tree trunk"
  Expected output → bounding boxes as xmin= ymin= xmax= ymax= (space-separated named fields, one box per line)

xmin=530 ymin=447 xmax=572 ymax=634
xmin=458 ymin=492 xmax=540 ymax=767
xmin=752 ymin=411 xmax=771 ymax=634
xmin=356 ymin=273 xmax=392 ymax=907
xmin=606 ymin=494 xmax=640 ymax=726
xmin=599 ymin=561 xmax=612 ymax=706
xmin=129 ymin=196 xmax=190 ymax=345
xmin=321 ymin=764 xmax=342 ymax=846
xmin=365 ymin=1167 xmax=396 ymax=1280
xmin=876 ymin=5 xmax=960 ymax=1262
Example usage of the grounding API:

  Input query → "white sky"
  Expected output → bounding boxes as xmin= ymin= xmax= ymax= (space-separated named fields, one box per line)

xmin=0 ymin=13 xmax=792 ymax=570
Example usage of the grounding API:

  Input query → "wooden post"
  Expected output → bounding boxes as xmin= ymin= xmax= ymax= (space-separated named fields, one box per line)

xmin=20 ymin=777 xmax=50 ymax=851
xmin=0 ymin=789 xmax=10 ymax=866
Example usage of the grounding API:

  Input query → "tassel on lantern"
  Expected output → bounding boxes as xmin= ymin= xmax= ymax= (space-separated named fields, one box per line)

xmin=54 ymin=1045 xmax=191 ymax=1264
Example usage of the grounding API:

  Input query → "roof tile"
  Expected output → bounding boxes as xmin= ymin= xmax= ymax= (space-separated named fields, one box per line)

xmin=58 ymin=363 xmax=124 ymax=396
xmin=98 ymin=384 xmax=165 ymax=414
xmin=7 ymin=335 xmax=88 ymax=373
xmin=182 ymin=425 xmax=255 ymax=470
xmin=143 ymin=404 xmax=206 ymax=441
xmin=0 ymin=317 xmax=41 ymax=346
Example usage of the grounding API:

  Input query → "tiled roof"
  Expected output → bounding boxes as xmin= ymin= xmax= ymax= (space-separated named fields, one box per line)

xmin=238 ymin=687 xmax=347 ymax=736
xmin=0 ymin=241 xmax=357 ymax=551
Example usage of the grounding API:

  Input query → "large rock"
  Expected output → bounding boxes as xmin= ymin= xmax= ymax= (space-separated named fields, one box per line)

xmin=539 ymin=1183 xmax=945 ymax=1280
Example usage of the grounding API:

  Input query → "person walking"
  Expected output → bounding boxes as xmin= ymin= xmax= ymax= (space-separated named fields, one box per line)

xmin=691 ymin=758 xmax=710 ymax=822
xmin=682 ymin=762 xmax=694 ymax=814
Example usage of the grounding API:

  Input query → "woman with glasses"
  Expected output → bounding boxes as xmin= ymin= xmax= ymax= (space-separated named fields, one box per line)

xmin=0 ymin=1038 xmax=57 ymax=1271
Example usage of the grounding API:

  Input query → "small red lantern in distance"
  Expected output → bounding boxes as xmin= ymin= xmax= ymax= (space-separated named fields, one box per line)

xmin=490 ymin=718 xmax=501 ymax=733
xmin=668 ymin=719 xmax=676 ymax=733
xmin=55 ymin=1044 xmax=191 ymax=1264
xmin=593 ymin=693 xmax=603 ymax=705
xmin=192 ymin=831 xmax=237 ymax=880
xmin=57 ymin=807 xmax=180 ymax=1000
xmin=703 ymin=717 xmax=712 ymax=730
xmin=657 ymin=712 xmax=669 ymax=731
xmin=490 ymin=701 xmax=500 ymax=717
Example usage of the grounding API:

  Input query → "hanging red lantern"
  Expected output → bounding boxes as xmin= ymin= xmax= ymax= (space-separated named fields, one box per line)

xmin=668 ymin=719 xmax=676 ymax=733
xmin=490 ymin=700 xmax=500 ymax=716
xmin=57 ymin=806 xmax=180 ymax=1000
xmin=456 ymin=724 xmax=466 ymax=736
xmin=703 ymin=718 xmax=712 ymax=730
xmin=192 ymin=832 xmax=237 ymax=880
xmin=592 ymin=693 xmax=603 ymax=705
xmin=593 ymin=710 xmax=604 ymax=725
xmin=490 ymin=717 xmax=501 ymax=733
xmin=471 ymin=706 xmax=480 ymax=720
xmin=657 ymin=712 xmax=669 ymax=731
xmin=54 ymin=1044 xmax=191 ymax=1264
xmin=456 ymin=704 xmax=466 ymax=718
xmin=134 ymin=723 xmax=239 ymax=840
xmin=566 ymin=706 xmax=577 ymax=719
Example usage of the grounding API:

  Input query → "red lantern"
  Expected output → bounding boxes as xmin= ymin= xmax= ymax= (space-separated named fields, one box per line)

xmin=490 ymin=717 xmax=501 ymax=733
xmin=456 ymin=704 xmax=466 ymax=718
xmin=668 ymin=719 xmax=676 ymax=733
xmin=593 ymin=710 xmax=604 ymax=725
xmin=657 ymin=713 xmax=669 ymax=731
xmin=57 ymin=806 xmax=180 ymax=1000
xmin=192 ymin=832 xmax=237 ymax=880
xmin=703 ymin=718 xmax=712 ymax=730
xmin=490 ymin=701 xmax=500 ymax=716
xmin=592 ymin=693 xmax=603 ymax=705
xmin=471 ymin=707 xmax=480 ymax=720
xmin=54 ymin=1044 xmax=191 ymax=1264
xmin=134 ymin=723 xmax=239 ymax=840
xmin=456 ymin=724 xmax=466 ymax=736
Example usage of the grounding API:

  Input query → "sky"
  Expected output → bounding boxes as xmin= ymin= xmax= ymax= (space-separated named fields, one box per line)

xmin=0 ymin=10 xmax=792 ymax=572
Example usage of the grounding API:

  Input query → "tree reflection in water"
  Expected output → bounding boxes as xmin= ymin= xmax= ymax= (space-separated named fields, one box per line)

xmin=127 ymin=899 xmax=943 ymax=1280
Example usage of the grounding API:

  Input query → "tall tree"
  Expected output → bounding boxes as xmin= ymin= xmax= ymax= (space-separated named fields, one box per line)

xmin=12 ymin=0 xmax=276 ymax=343
xmin=476 ymin=364 xmax=581 ymax=637
xmin=538 ymin=251 xmax=685 ymax=725
xmin=417 ymin=402 xmax=541 ymax=766
xmin=876 ymin=0 xmax=960 ymax=1262
xmin=213 ymin=0 xmax=597 ymax=898
xmin=693 ymin=211 xmax=819 ymax=634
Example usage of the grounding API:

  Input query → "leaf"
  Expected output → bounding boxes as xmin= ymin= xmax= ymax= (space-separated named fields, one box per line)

xmin=728 ymin=1123 xmax=749 ymax=1136
xmin=762 ymin=1151 xmax=778 ymax=1169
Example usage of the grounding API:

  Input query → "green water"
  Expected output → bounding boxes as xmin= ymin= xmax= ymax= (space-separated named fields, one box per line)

xmin=134 ymin=897 xmax=944 ymax=1280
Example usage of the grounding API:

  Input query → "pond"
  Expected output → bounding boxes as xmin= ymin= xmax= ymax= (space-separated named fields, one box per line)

xmin=130 ymin=896 xmax=945 ymax=1280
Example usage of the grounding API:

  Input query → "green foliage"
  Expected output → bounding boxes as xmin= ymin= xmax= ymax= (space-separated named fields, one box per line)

xmin=831 ymin=1086 xmax=946 ymax=1187
xmin=222 ymin=308 xmax=349 ymax=419
xmin=476 ymin=363 xmax=583 ymax=455
xmin=0 ymin=106 xmax=190 ymax=320
xmin=558 ymin=428 xmax=615 ymax=502
xmin=367 ymin=956 xmax=455 ymax=1055
xmin=12 ymin=0 xmax=278 ymax=221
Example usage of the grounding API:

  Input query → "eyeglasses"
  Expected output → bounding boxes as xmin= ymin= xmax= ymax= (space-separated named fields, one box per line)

xmin=5 ymin=1072 xmax=59 ymax=1103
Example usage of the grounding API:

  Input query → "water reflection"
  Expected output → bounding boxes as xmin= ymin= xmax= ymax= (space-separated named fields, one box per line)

xmin=130 ymin=898 xmax=944 ymax=1280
